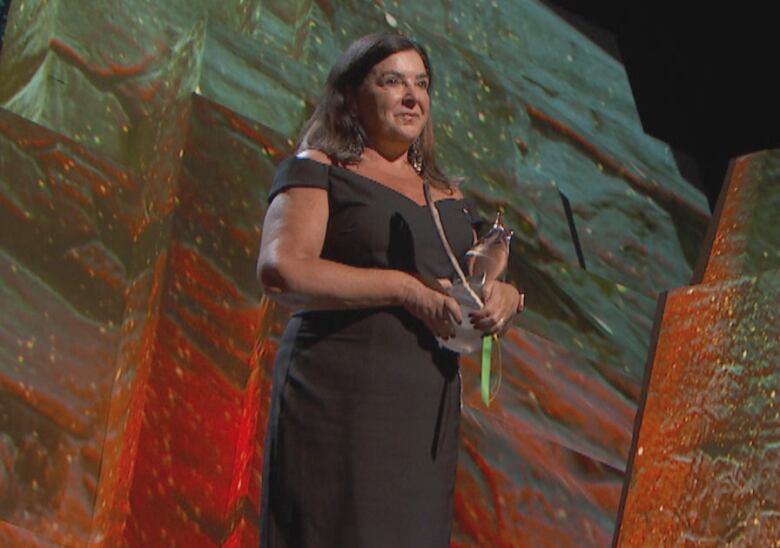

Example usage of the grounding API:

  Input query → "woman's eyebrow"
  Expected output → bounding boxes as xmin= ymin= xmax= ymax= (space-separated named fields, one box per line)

xmin=378 ymin=70 xmax=429 ymax=79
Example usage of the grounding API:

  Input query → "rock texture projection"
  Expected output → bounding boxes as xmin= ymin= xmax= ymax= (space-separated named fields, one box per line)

xmin=616 ymin=151 xmax=780 ymax=546
xmin=0 ymin=1 xmax=710 ymax=546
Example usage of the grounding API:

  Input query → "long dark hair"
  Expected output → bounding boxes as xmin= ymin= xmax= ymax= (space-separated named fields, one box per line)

xmin=297 ymin=33 xmax=456 ymax=190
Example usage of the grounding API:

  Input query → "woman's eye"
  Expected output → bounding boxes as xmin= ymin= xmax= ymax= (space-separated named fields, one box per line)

xmin=417 ymin=80 xmax=430 ymax=89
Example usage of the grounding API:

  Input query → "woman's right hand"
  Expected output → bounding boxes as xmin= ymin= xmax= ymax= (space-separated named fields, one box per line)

xmin=401 ymin=276 xmax=463 ymax=340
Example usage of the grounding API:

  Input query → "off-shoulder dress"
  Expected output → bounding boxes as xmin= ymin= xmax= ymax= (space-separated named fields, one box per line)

xmin=259 ymin=156 xmax=481 ymax=547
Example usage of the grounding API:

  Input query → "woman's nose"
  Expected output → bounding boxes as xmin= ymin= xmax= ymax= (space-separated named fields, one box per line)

xmin=402 ymin=84 xmax=420 ymax=106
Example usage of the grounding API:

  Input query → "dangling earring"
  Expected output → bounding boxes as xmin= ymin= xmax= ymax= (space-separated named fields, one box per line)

xmin=408 ymin=137 xmax=423 ymax=175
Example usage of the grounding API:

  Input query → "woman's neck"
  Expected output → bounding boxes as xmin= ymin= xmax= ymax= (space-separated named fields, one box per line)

xmin=360 ymin=145 xmax=416 ymax=176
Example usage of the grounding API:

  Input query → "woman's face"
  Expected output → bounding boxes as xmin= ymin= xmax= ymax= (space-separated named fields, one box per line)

xmin=355 ymin=49 xmax=430 ymax=152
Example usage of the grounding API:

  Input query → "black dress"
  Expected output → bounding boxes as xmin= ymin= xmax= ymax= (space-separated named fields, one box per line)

xmin=259 ymin=156 xmax=480 ymax=548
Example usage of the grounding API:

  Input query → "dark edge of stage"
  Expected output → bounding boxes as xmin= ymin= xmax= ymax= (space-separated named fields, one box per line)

xmin=541 ymin=1 xmax=780 ymax=211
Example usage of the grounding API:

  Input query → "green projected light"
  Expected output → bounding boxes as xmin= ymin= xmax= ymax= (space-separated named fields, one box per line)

xmin=0 ymin=1 xmax=716 ymax=546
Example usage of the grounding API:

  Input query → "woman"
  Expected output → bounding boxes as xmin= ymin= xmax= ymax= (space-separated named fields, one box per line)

xmin=257 ymin=33 xmax=523 ymax=547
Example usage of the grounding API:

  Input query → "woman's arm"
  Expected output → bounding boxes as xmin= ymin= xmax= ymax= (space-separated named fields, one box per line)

xmin=257 ymin=185 xmax=410 ymax=309
xmin=256 ymin=160 xmax=463 ymax=338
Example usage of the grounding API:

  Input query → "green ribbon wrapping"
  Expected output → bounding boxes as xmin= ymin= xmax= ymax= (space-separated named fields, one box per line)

xmin=481 ymin=335 xmax=492 ymax=406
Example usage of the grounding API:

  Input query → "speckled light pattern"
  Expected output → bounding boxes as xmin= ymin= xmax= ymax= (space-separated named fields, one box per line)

xmin=0 ymin=0 xmax=710 ymax=546
xmin=616 ymin=150 xmax=780 ymax=546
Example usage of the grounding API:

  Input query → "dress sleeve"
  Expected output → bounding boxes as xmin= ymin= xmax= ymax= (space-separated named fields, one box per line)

xmin=267 ymin=156 xmax=330 ymax=205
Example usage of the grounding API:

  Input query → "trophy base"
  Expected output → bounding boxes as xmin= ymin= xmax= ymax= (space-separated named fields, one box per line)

xmin=436 ymin=278 xmax=485 ymax=354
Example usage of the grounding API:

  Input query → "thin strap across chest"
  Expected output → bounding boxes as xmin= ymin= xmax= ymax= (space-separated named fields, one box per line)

xmin=423 ymin=180 xmax=483 ymax=308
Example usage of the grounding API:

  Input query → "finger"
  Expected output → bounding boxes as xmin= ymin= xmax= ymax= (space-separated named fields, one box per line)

xmin=470 ymin=313 xmax=486 ymax=329
xmin=436 ymin=319 xmax=455 ymax=340
xmin=432 ymin=311 xmax=449 ymax=336
xmin=437 ymin=323 xmax=454 ymax=340
xmin=471 ymin=314 xmax=500 ymax=332
xmin=444 ymin=297 xmax=463 ymax=325
xmin=469 ymin=301 xmax=498 ymax=323
xmin=431 ymin=307 xmax=455 ymax=339
xmin=470 ymin=307 xmax=489 ymax=321
xmin=436 ymin=278 xmax=453 ymax=291
xmin=445 ymin=320 xmax=456 ymax=339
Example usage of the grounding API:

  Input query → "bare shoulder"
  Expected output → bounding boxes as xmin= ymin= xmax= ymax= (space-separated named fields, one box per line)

xmin=433 ymin=182 xmax=464 ymax=201
xmin=296 ymin=149 xmax=332 ymax=165
xmin=449 ymin=185 xmax=465 ymax=200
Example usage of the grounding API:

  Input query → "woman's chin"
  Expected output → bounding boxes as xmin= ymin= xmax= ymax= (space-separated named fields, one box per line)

xmin=384 ymin=123 xmax=424 ymax=144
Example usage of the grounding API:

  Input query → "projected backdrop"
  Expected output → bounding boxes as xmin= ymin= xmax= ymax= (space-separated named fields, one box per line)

xmin=0 ymin=0 xmax=714 ymax=546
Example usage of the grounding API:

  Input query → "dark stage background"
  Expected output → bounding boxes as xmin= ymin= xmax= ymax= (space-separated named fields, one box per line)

xmin=0 ymin=0 xmax=777 ymax=546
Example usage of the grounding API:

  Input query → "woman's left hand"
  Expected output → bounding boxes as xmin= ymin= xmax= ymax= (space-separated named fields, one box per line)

xmin=469 ymin=280 xmax=524 ymax=336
